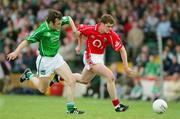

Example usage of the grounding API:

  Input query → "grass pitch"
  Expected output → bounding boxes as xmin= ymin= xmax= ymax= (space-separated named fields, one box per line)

xmin=0 ymin=95 xmax=179 ymax=119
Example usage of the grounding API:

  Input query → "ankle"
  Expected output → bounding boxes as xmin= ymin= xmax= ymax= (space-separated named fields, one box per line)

xmin=112 ymin=99 xmax=120 ymax=107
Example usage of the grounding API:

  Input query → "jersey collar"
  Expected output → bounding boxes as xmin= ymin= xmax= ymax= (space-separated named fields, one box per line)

xmin=94 ymin=23 xmax=101 ymax=32
xmin=45 ymin=21 xmax=50 ymax=30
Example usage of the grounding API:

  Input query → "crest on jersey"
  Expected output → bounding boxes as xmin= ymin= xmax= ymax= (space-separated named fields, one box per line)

xmin=115 ymin=41 xmax=120 ymax=47
xmin=104 ymin=38 xmax=107 ymax=42
xmin=45 ymin=32 xmax=51 ymax=37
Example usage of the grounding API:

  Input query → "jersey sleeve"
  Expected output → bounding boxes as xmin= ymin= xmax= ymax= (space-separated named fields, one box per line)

xmin=77 ymin=24 xmax=92 ymax=36
xmin=26 ymin=28 xmax=41 ymax=43
xmin=61 ymin=16 xmax=70 ymax=26
xmin=108 ymin=31 xmax=123 ymax=52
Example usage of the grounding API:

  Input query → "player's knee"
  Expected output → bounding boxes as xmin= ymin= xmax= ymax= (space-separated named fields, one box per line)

xmin=73 ymin=73 xmax=81 ymax=78
xmin=39 ymin=88 xmax=46 ymax=94
xmin=106 ymin=75 xmax=115 ymax=82
xmin=82 ymin=81 xmax=89 ymax=85
xmin=76 ymin=78 xmax=89 ymax=85
xmin=66 ymin=78 xmax=76 ymax=86
xmin=73 ymin=73 xmax=82 ymax=82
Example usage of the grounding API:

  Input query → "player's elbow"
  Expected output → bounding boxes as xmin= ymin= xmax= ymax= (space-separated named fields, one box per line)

xmin=119 ymin=46 xmax=125 ymax=52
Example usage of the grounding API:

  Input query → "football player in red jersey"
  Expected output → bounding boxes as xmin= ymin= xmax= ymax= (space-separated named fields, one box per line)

xmin=74 ymin=14 xmax=138 ymax=112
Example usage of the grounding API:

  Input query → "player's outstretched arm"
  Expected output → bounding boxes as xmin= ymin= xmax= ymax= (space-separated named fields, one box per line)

xmin=75 ymin=31 xmax=84 ymax=55
xmin=119 ymin=46 xmax=139 ymax=77
xmin=7 ymin=40 xmax=29 ymax=61
xmin=68 ymin=16 xmax=77 ymax=34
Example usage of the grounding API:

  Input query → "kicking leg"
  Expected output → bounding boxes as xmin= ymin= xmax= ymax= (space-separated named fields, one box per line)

xmin=73 ymin=67 xmax=96 ymax=85
xmin=20 ymin=68 xmax=50 ymax=93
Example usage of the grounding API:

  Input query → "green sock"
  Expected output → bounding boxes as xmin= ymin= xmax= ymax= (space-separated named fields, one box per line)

xmin=67 ymin=102 xmax=75 ymax=112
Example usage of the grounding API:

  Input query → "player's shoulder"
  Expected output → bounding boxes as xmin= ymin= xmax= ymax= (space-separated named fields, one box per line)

xmin=109 ymin=29 xmax=116 ymax=35
xmin=38 ymin=22 xmax=48 ymax=31
xmin=109 ymin=29 xmax=120 ymax=37
xmin=107 ymin=29 xmax=122 ymax=41
xmin=31 ymin=22 xmax=47 ymax=35
xmin=77 ymin=24 xmax=94 ymax=30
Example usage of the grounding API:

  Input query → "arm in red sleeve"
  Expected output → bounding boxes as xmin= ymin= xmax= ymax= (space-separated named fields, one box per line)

xmin=77 ymin=24 xmax=92 ymax=36
xmin=108 ymin=31 xmax=123 ymax=52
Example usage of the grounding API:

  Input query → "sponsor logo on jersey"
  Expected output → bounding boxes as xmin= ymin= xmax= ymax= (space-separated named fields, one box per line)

xmin=93 ymin=39 xmax=101 ymax=48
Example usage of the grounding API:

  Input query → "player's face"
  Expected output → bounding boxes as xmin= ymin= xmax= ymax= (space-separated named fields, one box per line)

xmin=53 ymin=18 xmax=61 ymax=30
xmin=103 ymin=23 xmax=113 ymax=33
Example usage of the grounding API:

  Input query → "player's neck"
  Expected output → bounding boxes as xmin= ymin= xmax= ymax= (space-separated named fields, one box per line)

xmin=48 ymin=23 xmax=60 ymax=31
xmin=98 ymin=23 xmax=105 ymax=34
xmin=48 ymin=23 xmax=55 ymax=30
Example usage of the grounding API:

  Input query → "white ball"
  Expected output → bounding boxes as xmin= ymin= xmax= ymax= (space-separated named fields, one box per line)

xmin=152 ymin=99 xmax=168 ymax=114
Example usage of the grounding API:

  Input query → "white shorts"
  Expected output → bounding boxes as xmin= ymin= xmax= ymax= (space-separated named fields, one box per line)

xmin=36 ymin=53 xmax=66 ymax=77
xmin=83 ymin=53 xmax=104 ymax=70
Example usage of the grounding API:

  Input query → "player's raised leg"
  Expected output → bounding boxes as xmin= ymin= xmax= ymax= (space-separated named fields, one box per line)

xmin=73 ymin=67 xmax=96 ymax=85
xmin=20 ymin=68 xmax=49 ymax=93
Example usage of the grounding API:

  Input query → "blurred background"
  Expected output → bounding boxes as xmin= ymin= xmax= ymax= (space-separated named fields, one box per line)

xmin=0 ymin=0 xmax=179 ymax=102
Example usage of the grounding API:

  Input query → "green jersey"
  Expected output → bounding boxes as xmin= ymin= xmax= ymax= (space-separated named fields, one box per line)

xmin=26 ymin=16 xmax=70 ymax=57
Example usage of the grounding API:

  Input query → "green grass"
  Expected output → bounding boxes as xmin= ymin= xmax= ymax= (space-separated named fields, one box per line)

xmin=0 ymin=95 xmax=179 ymax=119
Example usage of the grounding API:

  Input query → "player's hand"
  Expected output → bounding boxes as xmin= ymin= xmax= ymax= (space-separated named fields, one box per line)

xmin=124 ymin=67 xmax=139 ymax=78
xmin=75 ymin=46 xmax=82 ymax=55
xmin=7 ymin=51 xmax=18 ymax=61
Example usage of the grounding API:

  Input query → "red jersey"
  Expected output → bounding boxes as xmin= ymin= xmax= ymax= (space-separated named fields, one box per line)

xmin=78 ymin=23 xmax=123 ymax=65
xmin=78 ymin=23 xmax=123 ymax=54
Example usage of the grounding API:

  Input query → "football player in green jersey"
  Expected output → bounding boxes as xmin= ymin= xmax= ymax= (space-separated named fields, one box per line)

xmin=7 ymin=9 xmax=84 ymax=114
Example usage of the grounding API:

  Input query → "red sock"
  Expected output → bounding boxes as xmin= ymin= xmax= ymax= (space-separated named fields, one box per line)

xmin=112 ymin=99 xmax=120 ymax=107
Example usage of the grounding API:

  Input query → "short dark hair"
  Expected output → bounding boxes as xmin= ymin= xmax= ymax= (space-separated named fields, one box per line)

xmin=100 ymin=14 xmax=115 ymax=25
xmin=46 ymin=9 xmax=62 ymax=23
